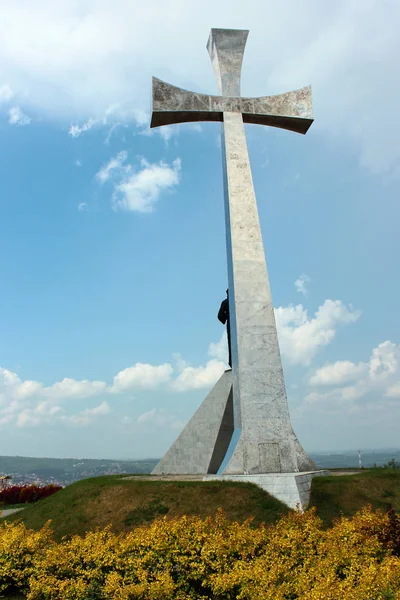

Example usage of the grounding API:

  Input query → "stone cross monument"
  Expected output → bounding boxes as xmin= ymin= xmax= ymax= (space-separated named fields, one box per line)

xmin=151 ymin=29 xmax=316 ymax=477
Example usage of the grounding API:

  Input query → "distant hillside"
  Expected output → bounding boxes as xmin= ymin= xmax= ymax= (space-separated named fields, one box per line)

xmin=0 ymin=456 xmax=158 ymax=486
xmin=310 ymin=449 xmax=400 ymax=469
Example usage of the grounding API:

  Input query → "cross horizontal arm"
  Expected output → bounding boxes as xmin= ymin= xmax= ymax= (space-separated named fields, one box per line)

xmin=151 ymin=77 xmax=313 ymax=134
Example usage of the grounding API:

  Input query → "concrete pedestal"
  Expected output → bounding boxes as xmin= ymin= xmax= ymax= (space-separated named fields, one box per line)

xmin=205 ymin=470 xmax=330 ymax=510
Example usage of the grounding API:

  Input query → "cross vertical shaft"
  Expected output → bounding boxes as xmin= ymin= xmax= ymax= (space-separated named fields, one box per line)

xmin=150 ymin=28 xmax=315 ymax=476
xmin=208 ymin=30 xmax=299 ymax=473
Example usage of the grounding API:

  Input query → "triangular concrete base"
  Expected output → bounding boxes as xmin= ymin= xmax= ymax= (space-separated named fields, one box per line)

xmin=152 ymin=369 xmax=316 ymax=476
xmin=152 ymin=370 xmax=233 ymax=475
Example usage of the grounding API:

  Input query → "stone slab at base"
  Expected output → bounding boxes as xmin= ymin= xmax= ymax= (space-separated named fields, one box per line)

xmin=205 ymin=470 xmax=330 ymax=510
xmin=152 ymin=370 xmax=233 ymax=475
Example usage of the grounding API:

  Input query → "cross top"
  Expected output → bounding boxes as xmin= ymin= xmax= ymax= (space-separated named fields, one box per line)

xmin=207 ymin=28 xmax=248 ymax=96
xmin=151 ymin=28 xmax=313 ymax=134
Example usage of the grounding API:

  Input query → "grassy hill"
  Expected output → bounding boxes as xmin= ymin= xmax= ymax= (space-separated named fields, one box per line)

xmin=1 ymin=475 xmax=289 ymax=541
xmin=310 ymin=468 xmax=400 ymax=525
xmin=2 ymin=469 xmax=399 ymax=541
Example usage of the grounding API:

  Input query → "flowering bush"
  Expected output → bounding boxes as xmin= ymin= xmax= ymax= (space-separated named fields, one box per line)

xmin=0 ymin=505 xmax=399 ymax=598
xmin=0 ymin=484 xmax=62 ymax=505
xmin=0 ymin=520 xmax=52 ymax=595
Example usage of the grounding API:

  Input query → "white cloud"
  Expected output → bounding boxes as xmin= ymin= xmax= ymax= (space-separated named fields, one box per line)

xmin=96 ymin=150 xmax=128 ymax=183
xmin=67 ymin=401 xmax=111 ymax=426
xmin=111 ymin=363 xmax=173 ymax=392
xmin=303 ymin=340 xmax=400 ymax=414
xmin=78 ymin=202 xmax=88 ymax=212
xmin=310 ymin=360 xmax=367 ymax=386
xmin=171 ymin=334 xmax=228 ymax=392
xmin=0 ymin=291 xmax=361 ymax=431
xmin=136 ymin=408 xmax=184 ymax=431
xmin=208 ymin=332 xmax=228 ymax=363
xmin=139 ymin=121 xmax=201 ymax=144
xmin=137 ymin=408 xmax=157 ymax=424
xmin=0 ymin=342 xmax=225 ymax=429
xmin=112 ymin=157 xmax=182 ymax=213
xmin=103 ymin=104 xmax=149 ymax=128
xmin=17 ymin=411 xmax=42 ymax=428
xmin=275 ymin=299 xmax=361 ymax=366
xmin=0 ymin=2 xmax=399 ymax=173
xmin=167 ymin=295 xmax=360 ymax=393
xmin=104 ymin=122 xmax=122 ymax=144
xmin=16 ymin=402 xmax=65 ymax=428
xmin=172 ymin=358 xmax=226 ymax=392
xmin=171 ymin=354 xmax=227 ymax=392
xmin=15 ymin=399 xmax=111 ymax=429
xmin=43 ymin=378 xmax=107 ymax=400
xmin=8 ymin=105 xmax=31 ymax=125
xmin=0 ymin=367 xmax=19 ymax=387
xmin=14 ymin=380 xmax=43 ymax=400
xmin=1 ymin=290 xmax=389 ymax=436
xmin=82 ymin=401 xmax=110 ymax=416
xmin=0 ymin=84 xmax=13 ymax=102
xmin=369 ymin=341 xmax=398 ymax=380
xmin=75 ymin=159 xmax=82 ymax=167
xmin=0 ymin=368 xmax=113 ymax=429
xmin=295 ymin=274 xmax=310 ymax=297
xmin=131 ymin=109 xmax=149 ymax=127
xmin=68 ymin=118 xmax=95 ymax=138
xmin=386 ymin=382 xmax=400 ymax=398
xmin=0 ymin=369 xmax=42 ymax=406
xmin=159 ymin=125 xmax=175 ymax=144
xmin=96 ymin=152 xmax=182 ymax=213
xmin=265 ymin=1 xmax=400 ymax=175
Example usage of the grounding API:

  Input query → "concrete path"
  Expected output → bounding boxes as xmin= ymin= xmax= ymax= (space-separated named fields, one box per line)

xmin=0 ymin=507 xmax=26 ymax=517
xmin=122 ymin=474 xmax=204 ymax=481
xmin=330 ymin=470 xmax=363 ymax=476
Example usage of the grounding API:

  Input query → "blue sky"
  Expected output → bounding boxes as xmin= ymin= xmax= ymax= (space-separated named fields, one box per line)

xmin=0 ymin=0 xmax=399 ymax=459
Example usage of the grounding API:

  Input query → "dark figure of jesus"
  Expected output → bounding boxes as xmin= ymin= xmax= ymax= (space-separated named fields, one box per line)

xmin=217 ymin=289 xmax=232 ymax=368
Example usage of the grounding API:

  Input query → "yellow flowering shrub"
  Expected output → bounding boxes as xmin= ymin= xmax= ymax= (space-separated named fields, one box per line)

xmin=28 ymin=527 xmax=122 ymax=600
xmin=28 ymin=511 xmax=264 ymax=599
xmin=212 ymin=507 xmax=400 ymax=600
xmin=0 ymin=505 xmax=399 ymax=599
xmin=0 ymin=519 xmax=53 ymax=595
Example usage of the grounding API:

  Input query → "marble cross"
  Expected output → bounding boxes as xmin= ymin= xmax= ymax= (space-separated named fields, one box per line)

xmin=151 ymin=29 xmax=314 ymax=475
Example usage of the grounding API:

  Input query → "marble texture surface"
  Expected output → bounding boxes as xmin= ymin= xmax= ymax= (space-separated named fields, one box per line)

xmin=152 ymin=370 xmax=233 ymax=475
xmin=151 ymin=77 xmax=313 ymax=134
xmin=150 ymin=28 xmax=316 ymax=477
xmin=220 ymin=109 xmax=303 ymax=474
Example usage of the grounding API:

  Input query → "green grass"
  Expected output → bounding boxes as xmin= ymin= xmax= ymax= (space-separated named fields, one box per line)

xmin=1 ymin=475 xmax=289 ymax=541
xmin=2 ymin=469 xmax=399 ymax=542
xmin=309 ymin=468 xmax=400 ymax=525
xmin=0 ymin=503 xmax=28 ymax=511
